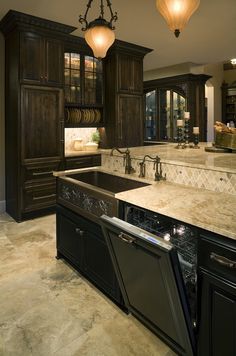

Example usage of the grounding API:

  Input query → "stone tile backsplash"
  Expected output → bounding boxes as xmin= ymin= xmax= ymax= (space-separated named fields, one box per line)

xmin=65 ymin=128 xmax=97 ymax=151
xmin=102 ymin=154 xmax=236 ymax=195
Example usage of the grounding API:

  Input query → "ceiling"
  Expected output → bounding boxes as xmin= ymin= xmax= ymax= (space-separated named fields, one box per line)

xmin=0 ymin=0 xmax=236 ymax=71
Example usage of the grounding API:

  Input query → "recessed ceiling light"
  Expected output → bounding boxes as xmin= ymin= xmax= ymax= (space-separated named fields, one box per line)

xmin=230 ymin=58 xmax=236 ymax=65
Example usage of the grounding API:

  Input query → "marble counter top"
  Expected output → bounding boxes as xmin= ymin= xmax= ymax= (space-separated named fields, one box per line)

xmin=116 ymin=181 xmax=236 ymax=241
xmin=54 ymin=166 xmax=236 ymax=241
xmin=102 ymin=144 xmax=236 ymax=173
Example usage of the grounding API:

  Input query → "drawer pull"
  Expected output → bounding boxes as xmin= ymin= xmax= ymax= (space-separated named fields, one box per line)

xmin=75 ymin=228 xmax=84 ymax=236
xmin=210 ymin=252 xmax=236 ymax=269
xmin=33 ymin=193 xmax=56 ymax=201
xmin=32 ymin=171 xmax=53 ymax=176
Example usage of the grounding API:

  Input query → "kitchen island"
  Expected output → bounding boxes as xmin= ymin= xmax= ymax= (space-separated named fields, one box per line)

xmin=55 ymin=144 xmax=236 ymax=356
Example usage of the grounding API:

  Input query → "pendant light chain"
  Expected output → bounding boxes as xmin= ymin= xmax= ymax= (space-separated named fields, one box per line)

xmin=100 ymin=0 xmax=104 ymax=19
xmin=106 ymin=0 xmax=118 ymax=29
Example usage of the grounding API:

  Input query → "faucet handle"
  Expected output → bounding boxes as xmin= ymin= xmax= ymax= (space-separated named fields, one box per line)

xmin=139 ymin=162 xmax=145 ymax=177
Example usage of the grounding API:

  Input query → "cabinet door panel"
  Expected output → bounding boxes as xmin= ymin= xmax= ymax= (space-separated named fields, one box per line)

xmin=83 ymin=223 xmax=118 ymax=296
xmin=56 ymin=210 xmax=83 ymax=267
xmin=198 ymin=270 xmax=236 ymax=356
xmin=21 ymin=86 xmax=63 ymax=161
xmin=118 ymin=54 xmax=143 ymax=94
xmin=45 ymin=39 xmax=63 ymax=86
xmin=118 ymin=95 xmax=143 ymax=147
xmin=20 ymin=32 xmax=43 ymax=83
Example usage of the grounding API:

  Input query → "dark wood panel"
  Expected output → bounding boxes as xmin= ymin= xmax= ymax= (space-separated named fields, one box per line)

xmin=117 ymin=94 xmax=143 ymax=147
xmin=45 ymin=38 xmax=63 ymax=86
xmin=198 ymin=270 xmax=236 ymax=356
xmin=64 ymin=154 xmax=101 ymax=170
xmin=20 ymin=32 xmax=43 ymax=84
xmin=22 ymin=180 xmax=56 ymax=212
xmin=117 ymin=54 xmax=143 ymax=94
xmin=21 ymin=86 xmax=63 ymax=160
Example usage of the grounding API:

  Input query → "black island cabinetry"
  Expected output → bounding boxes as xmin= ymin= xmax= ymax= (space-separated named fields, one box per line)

xmin=56 ymin=175 xmax=236 ymax=356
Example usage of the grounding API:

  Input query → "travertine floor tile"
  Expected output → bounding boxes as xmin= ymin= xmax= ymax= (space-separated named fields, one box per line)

xmin=0 ymin=213 xmax=175 ymax=356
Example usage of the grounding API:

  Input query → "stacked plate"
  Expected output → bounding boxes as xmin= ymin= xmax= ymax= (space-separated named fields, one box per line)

xmin=65 ymin=108 xmax=102 ymax=125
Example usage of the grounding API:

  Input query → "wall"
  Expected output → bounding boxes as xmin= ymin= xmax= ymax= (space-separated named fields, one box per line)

xmin=143 ymin=62 xmax=195 ymax=81
xmin=0 ymin=33 xmax=5 ymax=213
xmin=224 ymin=69 xmax=236 ymax=85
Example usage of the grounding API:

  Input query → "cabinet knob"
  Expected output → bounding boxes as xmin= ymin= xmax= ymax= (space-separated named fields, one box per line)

xmin=75 ymin=227 xmax=84 ymax=236
xmin=40 ymin=75 xmax=44 ymax=80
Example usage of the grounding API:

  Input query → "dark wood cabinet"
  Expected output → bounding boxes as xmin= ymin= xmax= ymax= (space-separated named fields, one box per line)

xmin=20 ymin=32 xmax=63 ymax=86
xmin=100 ymin=41 xmax=152 ymax=148
xmin=56 ymin=205 xmax=123 ymax=304
xmin=198 ymin=233 xmax=236 ymax=356
xmin=21 ymin=86 xmax=63 ymax=161
xmin=0 ymin=10 xmax=75 ymax=221
xmin=64 ymin=49 xmax=104 ymax=127
xmin=117 ymin=54 xmax=143 ymax=94
xmin=64 ymin=154 xmax=101 ymax=170
xmin=144 ymin=74 xmax=211 ymax=142
xmin=117 ymin=94 xmax=143 ymax=147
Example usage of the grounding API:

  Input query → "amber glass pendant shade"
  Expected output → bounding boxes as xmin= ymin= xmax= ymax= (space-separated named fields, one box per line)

xmin=85 ymin=24 xmax=115 ymax=59
xmin=156 ymin=0 xmax=200 ymax=37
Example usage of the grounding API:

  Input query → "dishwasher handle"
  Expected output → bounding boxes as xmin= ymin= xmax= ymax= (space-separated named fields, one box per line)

xmin=118 ymin=232 xmax=136 ymax=244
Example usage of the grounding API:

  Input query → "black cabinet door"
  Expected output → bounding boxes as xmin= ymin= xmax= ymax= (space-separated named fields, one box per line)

xmin=198 ymin=270 xmax=236 ymax=356
xmin=21 ymin=86 xmax=63 ymax=161
xmin=45 ymin=38 xmax=63 ymax=86
xmin=20 ymin=32 xmax=63 ymax=86
xmin=117 ymin=94 xmax=143 ymax=147
xmin=56 ymin=206 xmax=122 ymax=304
xmin=56 ymin=207 xmax=84 ymax=268
xmin=83 ymin=220 xmax=119 ymax=299
xmin=117 ymin=54 xmax=143 ymax=94
xmin=20 ymin=32 xmax=43 ymax=84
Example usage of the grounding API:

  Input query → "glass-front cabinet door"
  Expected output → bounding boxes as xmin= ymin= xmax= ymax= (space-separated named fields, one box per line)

xmin=64 ymin=52 xmax=103 ymax=127
xmin=145 ymin=89 xmax=186 ymax=142
xmin=145 ymin=90 xmax=157 ymax=141
xmin=64 ymin=52 xmax=81 ymax=104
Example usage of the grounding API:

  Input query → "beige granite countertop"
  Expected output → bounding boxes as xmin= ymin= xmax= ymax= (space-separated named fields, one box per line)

xmin=102 ymin=143 xmax=236 ymax=173
xmin=116 ymin=181 xmax=236 ymax=241
xmin=55 ymin=166 xmax=236 ymax=241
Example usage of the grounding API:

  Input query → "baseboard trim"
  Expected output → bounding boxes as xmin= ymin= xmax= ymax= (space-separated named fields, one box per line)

xmin=0 ymin=200 xmax=6 ymax=213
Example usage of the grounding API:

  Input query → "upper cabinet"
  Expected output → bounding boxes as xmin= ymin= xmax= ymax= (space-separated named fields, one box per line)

xmin=64 ymin=50 xmax=104 ymax=127
xmin=117 ymin=54 xmax=143 ymax=94
xmin=100 ymin=41 xmax=152 ymax=148
xmin=20 ymin=32 xmax=63 ymax=86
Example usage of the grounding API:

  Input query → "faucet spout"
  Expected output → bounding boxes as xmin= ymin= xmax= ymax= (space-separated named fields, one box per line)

xmin=110 ymin=147 xmax=135 ymax=174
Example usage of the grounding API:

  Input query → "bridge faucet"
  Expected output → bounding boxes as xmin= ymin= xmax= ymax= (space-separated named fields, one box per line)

xmin=110 ymin=148 xmax=135 ymax=174
xmin=139 ymin=155 xmax=166 ymax=181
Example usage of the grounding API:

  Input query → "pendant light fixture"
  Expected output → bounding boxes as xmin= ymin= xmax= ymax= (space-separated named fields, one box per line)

xmin=79 ymin=0 xmax=118 ymax=59
xmin=156 ymin=0 xmax=200 ymax=37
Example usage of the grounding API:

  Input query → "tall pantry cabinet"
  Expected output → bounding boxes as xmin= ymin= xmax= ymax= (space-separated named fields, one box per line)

xmin=0 ymin=10 xmax=75 ymax=221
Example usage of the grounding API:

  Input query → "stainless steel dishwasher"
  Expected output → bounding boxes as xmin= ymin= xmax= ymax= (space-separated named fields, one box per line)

xmin=100 ymin=208 xmax=197 ymax=356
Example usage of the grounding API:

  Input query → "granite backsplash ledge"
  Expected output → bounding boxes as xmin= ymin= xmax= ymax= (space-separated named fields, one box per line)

xmin=101 ymin=144 xmax=236 ymax=195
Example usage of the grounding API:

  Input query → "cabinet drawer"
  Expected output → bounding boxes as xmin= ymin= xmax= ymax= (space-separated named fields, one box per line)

xmin=23 ymin=162 xmax=60 ymax=182
xmin=65 ymin=155 xmax=101 ymax=170
xmin=199 ymin=233 xmax=236 ymax=284
xmin=22 ymin=181 xmax=56 ymax=212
